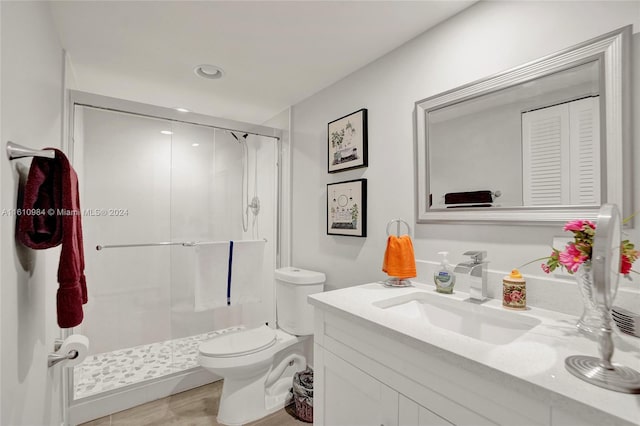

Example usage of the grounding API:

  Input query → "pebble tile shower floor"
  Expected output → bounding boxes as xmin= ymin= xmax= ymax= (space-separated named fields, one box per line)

xmin=74 ymin=326 xmax=243 ymax=399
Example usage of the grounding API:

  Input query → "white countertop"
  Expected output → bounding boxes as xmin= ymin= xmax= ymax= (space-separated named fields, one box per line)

xmin=309 ymin=281 xmax=640 ymax=425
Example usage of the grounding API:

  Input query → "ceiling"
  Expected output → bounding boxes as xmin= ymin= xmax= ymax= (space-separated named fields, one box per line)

xmin=50 ymin=1 xmax=475 ymax=124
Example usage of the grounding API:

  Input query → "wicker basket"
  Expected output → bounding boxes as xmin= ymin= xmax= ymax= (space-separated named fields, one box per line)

xmin=294 ymin=397 xmax=313 ymax=423
xmin=292 ymin=367 xmax=314 ymax=423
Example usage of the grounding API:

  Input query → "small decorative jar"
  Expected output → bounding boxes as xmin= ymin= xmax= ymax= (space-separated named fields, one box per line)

xmin=503 ymin=269 xmax=526 ymax=310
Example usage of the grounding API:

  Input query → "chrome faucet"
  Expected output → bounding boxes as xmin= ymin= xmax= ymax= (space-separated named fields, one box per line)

xmin=454 ymin=251 xmax=488 ymax=302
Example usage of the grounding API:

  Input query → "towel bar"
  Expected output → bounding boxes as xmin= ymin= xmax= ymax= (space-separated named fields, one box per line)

xmin=6 ymin=141 xmax=55 ymax=160
xmin=386 ymin=219 xmax=411 ymax=237
xmin=96 ymin=238 xmax=268 ymax=250
xmin=97 ymin=241 xmax=185 ymax=250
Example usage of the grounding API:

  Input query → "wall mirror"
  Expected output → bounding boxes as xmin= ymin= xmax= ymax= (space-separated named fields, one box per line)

xmin=415 ymin=26 xmax=630 ymax=224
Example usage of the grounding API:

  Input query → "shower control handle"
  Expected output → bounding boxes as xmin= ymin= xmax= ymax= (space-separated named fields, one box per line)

xmin=249 ymin=196 xmax=260 ymax=216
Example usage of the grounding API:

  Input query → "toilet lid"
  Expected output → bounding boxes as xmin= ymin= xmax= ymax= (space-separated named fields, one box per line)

xmin=200 ymin=325 xmax=277 ymax=357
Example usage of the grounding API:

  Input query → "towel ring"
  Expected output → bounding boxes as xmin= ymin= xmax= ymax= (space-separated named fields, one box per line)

xmin=386 ymin=219 xmax=411 ymax=237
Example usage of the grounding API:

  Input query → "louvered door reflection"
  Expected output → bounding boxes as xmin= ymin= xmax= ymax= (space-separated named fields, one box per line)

xmin=522 ymin=103 xmax=570 ymax=205
xmin=522 ymin=97 xmax=600 ymax=206
xmin=569 ymin=97 xmax=601 ymax=205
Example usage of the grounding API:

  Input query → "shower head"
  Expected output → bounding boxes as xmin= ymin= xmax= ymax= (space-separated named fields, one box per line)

xmin=230 ymin=132 xmax=248 ymax=142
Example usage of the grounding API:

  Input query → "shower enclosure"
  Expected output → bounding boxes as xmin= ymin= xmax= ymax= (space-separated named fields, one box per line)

xmin=65 ymin=92 xmax=282 ymax=424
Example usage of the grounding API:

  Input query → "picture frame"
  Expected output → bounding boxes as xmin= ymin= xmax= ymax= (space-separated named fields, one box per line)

xmin=327 ymin=108 xmax=368 ymax=173
xmin=327 ymin=179 xmax=367 ymax=237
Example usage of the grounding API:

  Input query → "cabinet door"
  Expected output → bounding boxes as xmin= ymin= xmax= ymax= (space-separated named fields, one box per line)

xmin=320 ymin=349 xmax=398 ymax=426
xmin=399 ymin=394 xmax=453 ymax=426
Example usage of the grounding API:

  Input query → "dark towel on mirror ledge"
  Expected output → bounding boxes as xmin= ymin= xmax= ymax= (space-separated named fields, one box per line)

xmin=17 ymin=148 xmax=87 ymax=328
xmin=444 ymin=190 xmax=493 ymax=205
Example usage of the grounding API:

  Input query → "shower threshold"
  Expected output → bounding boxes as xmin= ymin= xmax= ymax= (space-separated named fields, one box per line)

xmin=74 ymin=326 xmax=243 ymax=399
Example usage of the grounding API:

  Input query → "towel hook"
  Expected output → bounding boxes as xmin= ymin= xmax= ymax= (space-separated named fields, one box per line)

xmin=385 ymin=219 xmax=411 ymax=237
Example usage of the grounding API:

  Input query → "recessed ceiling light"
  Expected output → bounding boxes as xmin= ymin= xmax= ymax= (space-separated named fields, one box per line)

xmin=174 ymin=107 xmax=190 ymax=113
xmin=192 ymin=143 xmax=200 ymax=147
xmin=160 ymin=130 xmax=173 ymax=135
xmin=194 ymin=64 xmax=224 ymax=80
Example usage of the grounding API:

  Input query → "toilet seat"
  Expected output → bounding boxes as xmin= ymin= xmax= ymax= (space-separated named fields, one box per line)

xmin=200 ymin=325 xmax=277 ymax=358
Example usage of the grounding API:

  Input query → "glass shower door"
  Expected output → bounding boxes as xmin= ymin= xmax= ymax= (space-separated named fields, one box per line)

xmin=74 ymin=106 xmax=175 ymax=398
xmin=71 ymin=105 xmax=279 ymax=403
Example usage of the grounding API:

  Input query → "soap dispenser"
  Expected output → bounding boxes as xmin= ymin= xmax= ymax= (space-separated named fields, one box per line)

xmin=434 ymin=251 xmax=455 ymax=293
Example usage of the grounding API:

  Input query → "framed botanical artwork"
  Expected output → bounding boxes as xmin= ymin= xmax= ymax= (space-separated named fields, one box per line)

xmin=327 ymin=179 xmax=367 ymax=237
xmin=327 ymin=108 xmax=368 ymax=173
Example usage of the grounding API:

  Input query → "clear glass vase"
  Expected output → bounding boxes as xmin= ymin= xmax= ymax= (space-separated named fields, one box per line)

xmin=575 ymin=261 xmax=604 ymax=335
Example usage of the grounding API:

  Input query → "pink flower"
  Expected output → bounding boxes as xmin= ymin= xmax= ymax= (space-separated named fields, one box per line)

xmin=528 ymin=216 xmax=637 ymax=278
xmin=563 ymin=220 xmax=595 ymax=232
xmin=620 ymin=254 xmax=632 ymax=275
xmin=510 ymin=291 xmax=522 ymax=302
xmin=558 ymin=244 xmax=588 ymax=273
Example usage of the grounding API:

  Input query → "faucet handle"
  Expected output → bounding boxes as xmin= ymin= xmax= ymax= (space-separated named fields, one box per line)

xmin=463 ymin=251 xmax=487 ymax=263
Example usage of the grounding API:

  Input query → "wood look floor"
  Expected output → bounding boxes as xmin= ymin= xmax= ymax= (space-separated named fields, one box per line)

xmin=80 ymin=381 xmax=308 ymax=426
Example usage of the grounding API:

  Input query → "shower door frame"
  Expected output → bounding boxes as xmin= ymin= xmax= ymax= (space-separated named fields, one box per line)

xmin=63 ymin=90 xmax=285 ymax=425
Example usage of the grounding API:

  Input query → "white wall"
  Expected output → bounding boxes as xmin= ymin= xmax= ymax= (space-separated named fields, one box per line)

xmin=1 ymin=2 xmax=65 ymax=425
xmin=1 ymin=3 xmax=4 ymax=421
xmin=290 ymin=2 xmax=640 ymax=311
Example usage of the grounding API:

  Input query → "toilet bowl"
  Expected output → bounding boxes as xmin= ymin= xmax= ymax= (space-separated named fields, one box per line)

xmin=198 ymin=267 xmax=325 ymax=425
xmin=199 ymin=325 xmax=306 ymax=425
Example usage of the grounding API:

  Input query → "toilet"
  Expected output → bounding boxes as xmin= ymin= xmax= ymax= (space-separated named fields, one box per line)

xmin=198 ymin=267 xmax=325 ymax=425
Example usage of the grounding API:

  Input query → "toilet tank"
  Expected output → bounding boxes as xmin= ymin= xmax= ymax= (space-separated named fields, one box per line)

xmin=275 ymin=267 xmax=325 ymax=336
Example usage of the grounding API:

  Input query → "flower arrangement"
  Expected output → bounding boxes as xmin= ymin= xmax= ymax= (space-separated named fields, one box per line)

xmin=538 ymin=219 xmax=638 ymax=277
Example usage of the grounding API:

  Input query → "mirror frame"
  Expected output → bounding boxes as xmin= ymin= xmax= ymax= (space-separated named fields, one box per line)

xmin=415 ymin=26 xmax=631 ymax=224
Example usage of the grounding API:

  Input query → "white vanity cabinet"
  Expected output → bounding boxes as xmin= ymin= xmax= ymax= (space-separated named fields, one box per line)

xmin=399 ymin=395 xmax=453 ymax=426
xmin=316 ymin=346 xmax=464 ymax=426
xmin=316 ymin=344 xmax=491 ymax=426
xmin=313 ymin=309 xmax=514 ymax=426
xmin=315 ymin=348 xmax=398 ymax=426
xmin=310 ymin=295 xmax=633 ymax=426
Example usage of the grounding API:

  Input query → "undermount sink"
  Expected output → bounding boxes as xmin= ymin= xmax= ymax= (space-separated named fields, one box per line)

xmin=373 ymin=291 xmax=541 ymax=345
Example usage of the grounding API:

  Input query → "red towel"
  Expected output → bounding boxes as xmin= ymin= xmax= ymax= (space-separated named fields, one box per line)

xmin=17 ymin=149 xmax=87 ymax=328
